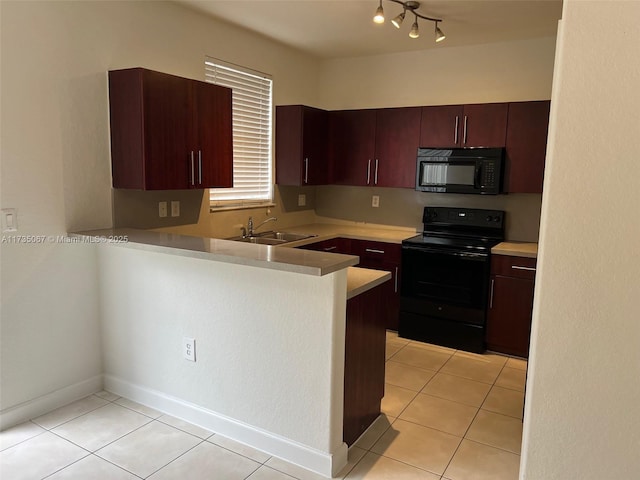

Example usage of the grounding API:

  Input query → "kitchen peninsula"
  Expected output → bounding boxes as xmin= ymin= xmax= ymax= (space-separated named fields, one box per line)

xmin=70 ymin=228 xmax=391 ymax=478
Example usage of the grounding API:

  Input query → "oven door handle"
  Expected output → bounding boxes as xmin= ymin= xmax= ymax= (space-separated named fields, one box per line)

xmin=402 ymin=245 xmax=488 ymax=260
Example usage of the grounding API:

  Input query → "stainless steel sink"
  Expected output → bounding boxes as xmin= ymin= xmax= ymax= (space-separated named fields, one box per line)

xmin=256 ymin=231 xmax=317 ymax=242
xmin=226 ymin=231 xmax=317 ymax=245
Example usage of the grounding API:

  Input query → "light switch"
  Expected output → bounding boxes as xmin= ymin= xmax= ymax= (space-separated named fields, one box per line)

xmin=298 ymin=194 xmax=306 ymax=207
xmin=2 ymin=208 xmax=17 ymax=232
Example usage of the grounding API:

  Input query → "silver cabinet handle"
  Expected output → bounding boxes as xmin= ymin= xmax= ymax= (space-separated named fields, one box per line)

xmin=190 ymin=151 xmax=195 ymax=186
xmin=198 ymin=150 xmax=202 ymax=185
xmin=304 ymin=157 xmax=309 ymax=184
xmin=394 ymin=266 xmax=399 ymax=293
xmin=463 ymin=115 xmax=468 ymax=145
xmin=367 ymin=159 xmax=371 ymax=185
xmin=323 ymin=246 xmax=337 ymax=252
xmin=512 ymin=265 xmax=536 ymax=272
xmin=365 ymin=248 xmax=385 ymax=254
xmin=374 ymin=159 xmax=379 ymax=185
xmin=454 ymin=115 xmax=459 ymax=144
xmin=489 ymin=278 xmax=495 ymax=308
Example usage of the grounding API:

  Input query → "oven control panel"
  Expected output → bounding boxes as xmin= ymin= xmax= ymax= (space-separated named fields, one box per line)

xmin=423 ymin=207 xmax=504 ymax=230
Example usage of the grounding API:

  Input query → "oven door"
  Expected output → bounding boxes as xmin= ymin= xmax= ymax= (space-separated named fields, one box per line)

xmin=400 ymin=245 xmax=491 ymax=325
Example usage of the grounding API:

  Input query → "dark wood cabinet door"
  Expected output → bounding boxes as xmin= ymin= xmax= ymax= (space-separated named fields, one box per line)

xmin=505 ymin=101 xmax=551 ymax=193
xmin=344 ymin=284 xmax=386 ymax=445
xmin=486 ymin=275 xmax=535 ymax=357
xmin=420 ymin=105 xmax=464 ymax=147
xmin=462 ymin=103 xmax=509 ymax=147
xmin=351 ymin=240 xmax=401 ymax=330
xmin=374 ymin=107 xmax=421 ymax=188
xmin=303 ymin=107 xmax=329 ymax=185
xmin=194 ymin=80 xmax=233 ymax=188
xmin=276 ymin=105 xmax=328 ymax=186
xmin=141 ymin=70 xmax=191 ymax=190
xmin=329 ymin=110 xmax=376 ymax=186
xmin=486 ymin=256 xmax=537 ymax=357
xmin=109 ymin=68 xmax=233 ymax=190
xmin=275 ymin=105 xmax=303 ymax=185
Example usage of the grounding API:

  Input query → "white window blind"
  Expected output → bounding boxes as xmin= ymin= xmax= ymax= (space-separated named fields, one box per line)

xmin=205 ymin=57 xmax=273 ymax=207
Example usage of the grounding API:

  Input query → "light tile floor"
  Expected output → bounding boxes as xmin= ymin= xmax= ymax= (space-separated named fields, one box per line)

xmin=0 ymin=332 xmax=526 ymax=479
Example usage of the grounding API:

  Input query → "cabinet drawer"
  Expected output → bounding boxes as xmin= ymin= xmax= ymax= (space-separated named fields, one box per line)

xmin=491 ymin=255 xmax=537 ymax=279
xmin=298 ymin=237 xmax=351 ymax=254
xmin=352 ymin=240 xmax=401 ymax=263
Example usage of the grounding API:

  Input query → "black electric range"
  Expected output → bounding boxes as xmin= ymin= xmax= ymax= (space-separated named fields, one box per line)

xmin=399 ymin=206 xmax=505 ymax=353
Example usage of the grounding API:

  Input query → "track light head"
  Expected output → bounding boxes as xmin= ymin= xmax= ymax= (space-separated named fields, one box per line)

xmin=409 ymin=16 xmax=420 ymax=38
xmin=373 ymin=1 xmax=385 ymax=24
xmin=391 ymin=11 xmax=405 ymax=29
xmin=435 ymin=21 xmax=446 ymax=42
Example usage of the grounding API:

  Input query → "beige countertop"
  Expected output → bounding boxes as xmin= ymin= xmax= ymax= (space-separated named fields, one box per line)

xmin=278 ymin=222 xmax=417 ymax=247
xmin=346 ymin=267 xmax=391 ymax=300
xmin=72 ymin=225 xmax=535 ymax=298
xmin=492 ymin=241 xmax=538 ymax=258
xmin=70 ymin=228 xmax=358 ymax=276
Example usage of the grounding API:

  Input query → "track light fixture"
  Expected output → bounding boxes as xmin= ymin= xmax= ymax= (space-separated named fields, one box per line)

xmin=372 ymin=0 xmax=445 ymax=43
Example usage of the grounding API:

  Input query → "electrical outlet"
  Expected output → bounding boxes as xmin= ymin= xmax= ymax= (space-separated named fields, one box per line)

xmin=158 ymin=202 xmax=168 ymax=218
xmin=372 ymin=195 xmax=380 ymax=208
xmin=298 ymin=194 xmax=306 ymax=207
xmin=183 ymin=337 xmax=196 ymax=362
xmin=171 ymin=201 xmax=180 ymax=217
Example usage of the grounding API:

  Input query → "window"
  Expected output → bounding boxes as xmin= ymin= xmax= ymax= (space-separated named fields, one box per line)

xmin=205 ymin=57 xmax=273 ymax=208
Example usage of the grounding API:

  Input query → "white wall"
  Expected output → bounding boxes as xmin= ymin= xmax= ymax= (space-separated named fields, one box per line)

xmin=98 ymin=245 xmax=347 ymax=475
xmin=318 ymin=36 xmax=557 ymax=109
xmin=0 ymin=0 xmax=320 ymax=422
xmin=521 ymin=1 xmax=640 ymax=478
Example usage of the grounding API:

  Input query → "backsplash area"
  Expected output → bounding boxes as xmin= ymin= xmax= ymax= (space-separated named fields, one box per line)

xmin=113 ymin=184 xmax=540 ymax=242
xmin=315 ymin=185 xmax=542 ymax=242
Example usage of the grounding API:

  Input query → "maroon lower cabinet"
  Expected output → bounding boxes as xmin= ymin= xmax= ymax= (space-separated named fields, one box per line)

xmin=297 ymin=237 xmax=351 ymax=254
xmin=351 ymin=240 xmax=402 ymax=331
xmin=344 ymin=283 xmax=387 ymax=445
xmin=486 ymin=255 xmax=537 ymax=358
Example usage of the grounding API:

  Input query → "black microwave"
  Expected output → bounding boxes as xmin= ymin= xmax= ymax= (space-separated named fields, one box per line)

xmin=415 ymin=147 xmax=504 ymax=195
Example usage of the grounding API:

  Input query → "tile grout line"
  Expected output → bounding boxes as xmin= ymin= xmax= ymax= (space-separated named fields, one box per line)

xmin=142 ymin=436 xmax=209 ymax=479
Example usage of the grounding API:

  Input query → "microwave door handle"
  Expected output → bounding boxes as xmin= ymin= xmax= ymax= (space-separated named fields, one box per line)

xmin=474 ymin=164 xmax=482 ymax=189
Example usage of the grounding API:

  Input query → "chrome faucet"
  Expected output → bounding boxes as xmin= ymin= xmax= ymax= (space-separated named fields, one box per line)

xmin=247 ymin=216 xmax=277 ymax=236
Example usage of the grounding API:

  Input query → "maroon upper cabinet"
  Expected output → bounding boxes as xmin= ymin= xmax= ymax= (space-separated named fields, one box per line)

xmin=192 ymin=79 xmax=234 ymax=189
xmin=420 ymin=103 xmax=508 ymax=148
xmin=505 ymin=101 xmax=551 ymax=194
xmin=374 ymin=107 xmax=422 ymax=188
xmin=276 ymin=105 xmax=329 ymax=186
xmin=329 ymin=109 xmax=376 ymax=186
xmin=419 ymin=105 xmax=464 ymax=148
xmin=330 ymin=107 xmax=420 ymax=188
xmin=108 ymin=68 xmax=233 ymax=190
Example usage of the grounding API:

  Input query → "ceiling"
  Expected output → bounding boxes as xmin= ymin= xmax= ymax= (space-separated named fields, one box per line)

xmin=178 ymin=0 xmax=563 ymax=59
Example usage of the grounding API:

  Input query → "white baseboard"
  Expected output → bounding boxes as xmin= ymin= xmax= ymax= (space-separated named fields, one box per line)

xmin=0 ymin=375 xmax=103 ymax=431
xmin=104 ymin=374 xmax=347 ymax=478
